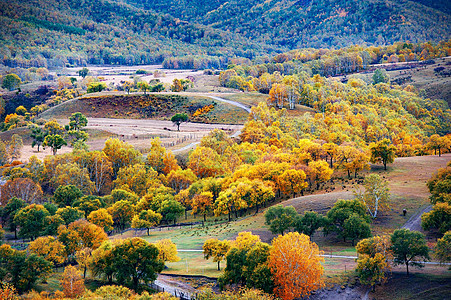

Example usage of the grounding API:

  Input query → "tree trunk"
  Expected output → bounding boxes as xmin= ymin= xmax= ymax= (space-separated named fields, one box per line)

xmin=384 ymin=161 xmax=387 ymax=170
xmin=83 ymin=266 xmax=87 ymax=278
xmin=147 ymin=228 xmax=150 ymax=236
xmin=217 ymin=261 xmax=221 ymax=271
xmin=203 ymin=214 xmax=206 ymax=222
xmin=406 ymin=261 xmax=409 ymax=276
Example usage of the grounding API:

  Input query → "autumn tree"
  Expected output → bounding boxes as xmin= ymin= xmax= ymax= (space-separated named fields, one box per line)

xmin=102 ymin=138 xmax=142 ymax=178
xmin=192 ymin=191 xmax=213 ymax=221
xmin=1 ymin=179 xmax=42 ymax=207
xmin=434 ymin=231 xmax=451 ymax=264
xmin=355 ymin=235 xmax=392 ymax=291
xmin=88 ymin=208 xmax=114 ymax=232
xmin=52 ymin=163 xmax=95 ymax=194
xmin=109 ymin=200 xmax=135 ymax=230
xmin=154 ymin=239 xmax=181 ymax=263
xmin=114 ymin=163 xmax=159 ymax=196
xmin=146 ymin=138 xmax=179 ymax=175
xmin=268 ymin=83 xmax=288 ymax=109
xmin=426 ymin=134 xmax=448 ymax=157
xmin=28 ymin=236 xmax=66 ymax=266
xmin=269 ymin=232 xmax=324 ymax=299
xmin=171 ymin=113 xmax=189 ymax=131
xmin=61 ymin=265 xmax=85 ymax=298
xmin=278 ymin=169 xmax=308 ymax=197
xmin=131 ymin=209 xmax=162 ymax=235
xmin=58 ymin=220 xmax=107 ymax=258
xmin=203 ymin=238 xmax=231 ymax=271
xmin=369 ymin=139 xmax=397 ymax=170
xmin=354 ymin=174 xmax=390 ymax=219
xmin=75 ymin=247 xmax=92 ymax=278
xmin=264 ymin=205 xmax=297 ymax=235
xmin=166 ymin=168 xmax=197 ymax=193
xmin=6 ymin=134 xmax=23 ymax=163
xmin=421 ymin=202 xmax=451 ymax=234
xmin=426 ymin=165 xmax=451 ymax=204
xmin=308 ymin=160 xmax=333 ymax=190
xmin=391 ymin=229 xmax=429 ymax=276
xmin=188 ymin=146 xmax=224 ymax=178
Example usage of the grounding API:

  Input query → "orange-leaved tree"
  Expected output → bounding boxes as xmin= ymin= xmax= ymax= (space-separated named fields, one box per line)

xmin=61 ymin=265 xmax=85 ymax=298
xmin=269 ymin=232 xmax=324 ymax=300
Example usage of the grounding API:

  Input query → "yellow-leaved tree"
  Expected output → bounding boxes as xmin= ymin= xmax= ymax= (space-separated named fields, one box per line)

xmin=269 ymin=232 xmax=324 ymax=300
xmin=28 ymin=236 xmax=66 ymax=266
xmin=154 ymin=239 xmax=181 ymax=263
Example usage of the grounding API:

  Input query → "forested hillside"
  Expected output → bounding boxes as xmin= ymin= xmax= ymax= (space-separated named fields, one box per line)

xmin=0 ymin=0 xmax=450 ymax=69
xmin=129 ymin=0 xmax=451 ymax=48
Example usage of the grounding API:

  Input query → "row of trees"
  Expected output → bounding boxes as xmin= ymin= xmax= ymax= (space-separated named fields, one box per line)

xmin=203 ymin=231 xmax=324 ymax=300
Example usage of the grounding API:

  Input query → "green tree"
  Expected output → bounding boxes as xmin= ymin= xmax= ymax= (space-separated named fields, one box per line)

xmin=391 ymin=229 xmax=429 ymax=276
xmin=2 ymin=197 xmax=26 ymax=239
xmin=171 ymin=113 xmax=189 ymax=131
xmin=29 ymin=125 xmax=47 ymax=152
xmin=13 ymin=204 xmax=50 ymax=240
xmin=158 ymin=200 xmax=184 ymax=224
xmin=369 ymin=139 xmax=397 ymax=170
xmin=87 ymin=82 xmax=107 ymax=93
xmin=264 ymin=205 xmax=297 ymax=235
xmin=294 ymin=211 xmax=327 ymax=236
xmin=219 ymin=242 xmax=273 ymax=293
xmin=69 ymin=112 xmax=88 ymax=131
xmin=372 ymin=69 xmax=389 ymax=84
xmin=73 ymin=195 xmax=105 ymax=218
xmin=78 ymin=68 xmax=89 ymax=78
xmin=43 ymin=134 xmax=67 ymax=155
xmin=325 ymin=199 xmax=370 ymax=242
xmin=53 ymin=185 xmax=84 ymax=207
xmin=137 ymin=81 xmax=150 ymax=94
xmin=56 ymin=206 xmax=84 ymax=225
xmin=110 ymin=238 xmax=164 ymax=291
xmin=1 ymin=74 xmax=22 ymax=91
xmin=343 ymin=213 xmax=372 ymax=246
xmin=0 ymin=247 xmax=52 ymax=293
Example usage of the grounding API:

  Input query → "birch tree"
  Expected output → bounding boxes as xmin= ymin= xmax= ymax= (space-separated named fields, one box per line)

xmin=354 ymin=174 xmax=390 ymax=219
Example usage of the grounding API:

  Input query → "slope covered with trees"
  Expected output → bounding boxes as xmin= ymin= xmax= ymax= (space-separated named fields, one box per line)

xmin=0 ymin=0 xmax=450 ymax=69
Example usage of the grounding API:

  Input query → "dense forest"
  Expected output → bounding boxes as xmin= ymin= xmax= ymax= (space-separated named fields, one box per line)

xmin=0 ymin=0 xmax=450 ymax=69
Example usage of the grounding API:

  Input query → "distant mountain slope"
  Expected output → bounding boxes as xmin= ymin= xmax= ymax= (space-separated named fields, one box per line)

xmin=0 ymin=0 xmax=450 ymax=69
xmin=0 ymin=0 xmax=280 ymax=68
xmin=130 ymin=0 xmax=451 ymax=49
